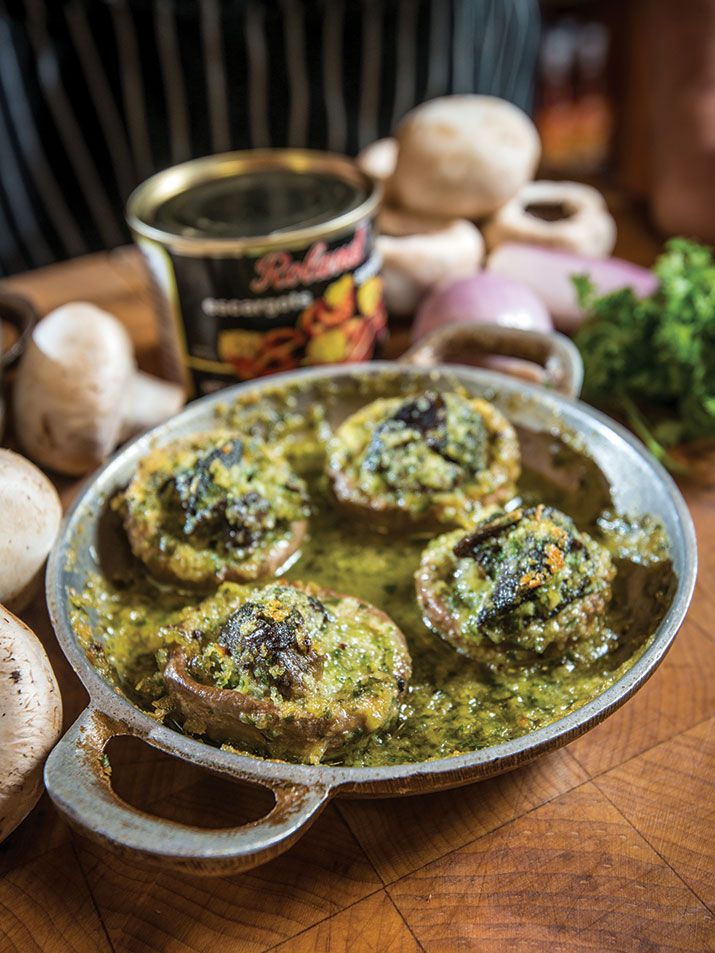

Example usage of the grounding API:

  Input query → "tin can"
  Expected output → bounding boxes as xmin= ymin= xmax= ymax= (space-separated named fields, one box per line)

xmin=127 ymin=150 xmax=385 ymax=397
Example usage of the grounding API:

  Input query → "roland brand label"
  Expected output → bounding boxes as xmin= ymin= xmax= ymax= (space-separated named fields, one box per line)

xmin=142 ymin=222 xmax=385 ymax=397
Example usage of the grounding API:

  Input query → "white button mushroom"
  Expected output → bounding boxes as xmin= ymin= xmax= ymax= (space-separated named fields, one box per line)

xmin=377 ymin=211 xmax=484 ymax=317
xmin=13 ymin=302 xmax=185 ymax=475
xmin=0 ymin=449 xmax=62 ymax=613
xmin=356 ymin=137 xmax=398 ymax=184
xmin=483 ymin=180 xmax=617 ymax=257
xmin=390 ymin=95 xmax=541 ymax=220
xmin=0 ymin=606 xmax=62 ymax=843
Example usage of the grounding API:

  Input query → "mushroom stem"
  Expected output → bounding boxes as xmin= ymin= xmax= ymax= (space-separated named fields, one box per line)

xmin=120 ymin=370 xmax=186 ymax=442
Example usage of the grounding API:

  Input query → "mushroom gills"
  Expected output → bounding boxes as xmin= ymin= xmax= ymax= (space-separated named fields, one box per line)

xmin=524 ymin=202 xmax=574 ymax=222
xmin=484 ymin=180 xmax=616 ymax=257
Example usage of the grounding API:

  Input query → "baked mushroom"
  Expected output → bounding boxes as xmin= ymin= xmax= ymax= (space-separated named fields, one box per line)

xmin=0 ymin=449 xmax=62 ymax=613
xmin=376 ymin=213 xmax=484 ymax=317
xmin=327 ymin=391 xmax=520 ymax=527
xmin=0 ymin=607 xmax=63 ymax=842
xmin=390 ymin=95 xmax=540 ymax=220
xmin=483 ymin=181 xmax=616 ymax=257
xmin=14 ymin=302 xmax=185 ymax=476
xmin=162 ymin=581 xmax=411 ymax=763
xmin=416 ymin=505 xmax=615 ymax=663
xmin=120 ymin=430 xmax=310 ymax=588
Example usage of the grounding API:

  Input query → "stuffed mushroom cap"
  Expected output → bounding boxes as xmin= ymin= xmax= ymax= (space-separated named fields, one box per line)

xmin=416 ymin=505 xmax=615 ymax=663
xmin=327 ymin=391 xmax=520 ymax=527
xmin=162 ymin=581 xmax=411 ymax=763
xmin=121 ymin=430 xmax=310 ymax=588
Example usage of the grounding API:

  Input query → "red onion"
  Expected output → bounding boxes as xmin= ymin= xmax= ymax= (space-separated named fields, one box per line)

xmin=412 ymin=272 xmax=553 ymax=342
xmin=487 ymin=243 xmax=658 ymax=333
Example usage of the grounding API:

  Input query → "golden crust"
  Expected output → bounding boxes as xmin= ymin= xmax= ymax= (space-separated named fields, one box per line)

xmin=415 ymin=517 xmax=615 ymax=664
xmin=122 ymin=430 xmax=309 ymax=588
xmin=327 ymin=394 xmax=520 ymax=529
xmin=163 ymin=582 xmax=411 ymax=763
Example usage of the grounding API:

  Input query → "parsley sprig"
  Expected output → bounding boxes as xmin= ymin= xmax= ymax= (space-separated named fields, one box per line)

xmin=574 ymin=238 xmax=715 ymax=472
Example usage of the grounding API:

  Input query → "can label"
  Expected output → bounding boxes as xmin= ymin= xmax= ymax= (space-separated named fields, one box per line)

xmin=140 ymin=222 xmax=385 ymax=397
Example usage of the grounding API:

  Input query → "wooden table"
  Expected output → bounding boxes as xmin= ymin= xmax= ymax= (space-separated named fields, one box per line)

xmin=1 ymin=219 xmax=714 ymax=952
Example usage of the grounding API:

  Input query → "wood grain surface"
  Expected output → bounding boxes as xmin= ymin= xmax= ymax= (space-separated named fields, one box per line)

xmin=1 ymin=204 xmax=713 ymax=952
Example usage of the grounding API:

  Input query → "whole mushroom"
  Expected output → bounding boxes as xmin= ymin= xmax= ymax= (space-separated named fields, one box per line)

xmin=377 ymin=211 xmax=484 ymax=317
xmin=390 ymin=95 xmax=540 ymax=220
xmin=483 ymin=181 xmax=617 ymax=257
xmin=14 ymin=303 xmax=185 ymax=475
xmin=0 ymin=607 xmax=62 ymax=843
xmin=0 ymin=449 xmax=62 ymax=613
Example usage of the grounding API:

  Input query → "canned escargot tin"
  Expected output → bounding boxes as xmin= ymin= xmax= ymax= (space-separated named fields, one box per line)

xmin=127 ymin=150 xmax=385 ymax=397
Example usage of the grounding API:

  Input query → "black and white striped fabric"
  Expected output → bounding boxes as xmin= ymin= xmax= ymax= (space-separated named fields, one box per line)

xmin=0 ymin=0 xmax=540 ymax=275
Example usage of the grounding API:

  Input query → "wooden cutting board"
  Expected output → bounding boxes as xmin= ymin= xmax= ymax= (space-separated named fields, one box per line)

xmin=0 ymin=220 xmax=713 ymax=952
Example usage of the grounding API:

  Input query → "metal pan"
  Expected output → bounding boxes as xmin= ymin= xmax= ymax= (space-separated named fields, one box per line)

xmin=44 ymin=325 xmax=696 ymax=875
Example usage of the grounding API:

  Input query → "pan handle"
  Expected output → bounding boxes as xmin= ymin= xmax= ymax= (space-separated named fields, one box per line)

xmin=399 ymin=323 xmax=584 ymax=398
xmin=44 ymin=708 xmax=331 ymax=876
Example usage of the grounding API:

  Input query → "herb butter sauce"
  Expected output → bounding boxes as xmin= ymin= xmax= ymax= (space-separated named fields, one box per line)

xmin=71 ymin=401 xmax=674 ymax=767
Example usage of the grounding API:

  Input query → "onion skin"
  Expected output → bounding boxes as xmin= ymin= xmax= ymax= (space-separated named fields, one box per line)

xmin=412 ymin=272 xmax=553 ymax=343
xmin=487 ymin=243 xmax=659 ymax=333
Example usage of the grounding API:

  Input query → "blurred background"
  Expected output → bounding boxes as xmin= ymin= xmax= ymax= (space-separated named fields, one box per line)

xmin=0 ymin=0 xmax=712 ymax=276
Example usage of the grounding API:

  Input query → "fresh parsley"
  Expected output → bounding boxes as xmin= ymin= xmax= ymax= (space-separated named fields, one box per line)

xmin=574 ymin=238 xmax=715 ymax=472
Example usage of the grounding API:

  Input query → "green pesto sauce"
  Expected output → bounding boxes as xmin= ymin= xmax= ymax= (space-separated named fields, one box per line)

xmin=179 ymin=583 xmax=406 ymax=726
xmin=120 ymin=430 xmax=309 ymax=587
xmin=71 ymin=423 xmax=675 ymax=767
